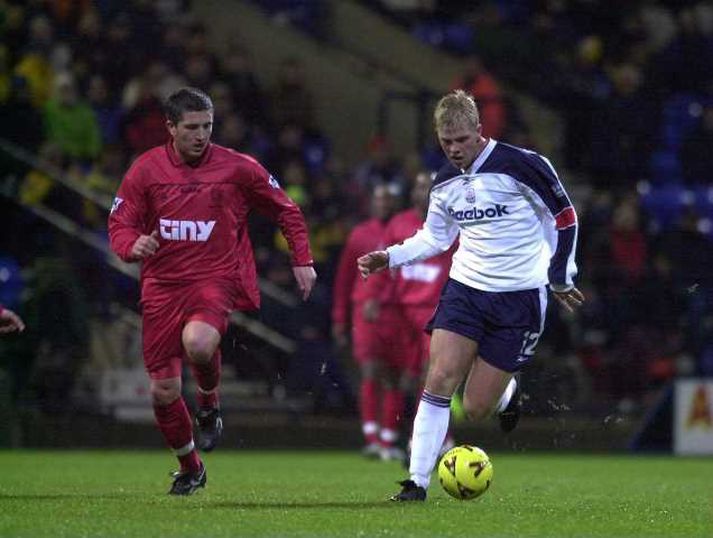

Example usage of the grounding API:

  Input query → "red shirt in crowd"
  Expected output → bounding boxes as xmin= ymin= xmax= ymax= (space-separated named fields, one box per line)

xmin=108 ymin=142 xmax=313 ymax=310
xmin=367 ymin=208 xmax=454 ymax=308
xmin=331 ymin=218 xmax=388 ymax=325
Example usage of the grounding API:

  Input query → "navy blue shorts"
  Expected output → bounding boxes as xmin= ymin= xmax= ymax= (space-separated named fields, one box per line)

xmin=426 ymin=278 xmax=548 ymax=373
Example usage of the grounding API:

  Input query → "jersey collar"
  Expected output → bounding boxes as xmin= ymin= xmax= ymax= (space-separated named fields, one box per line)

xmin=165 ymin=141 xmax=214 ymax=168
xmin=465 ymin=138 xmax=497 ymax=175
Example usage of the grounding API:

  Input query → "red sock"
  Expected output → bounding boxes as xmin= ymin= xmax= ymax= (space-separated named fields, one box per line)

xmin=190 ymin=349 xmax=221 ymax=409
xmin=360 ymin=378 xmax=379 ymax=444
xmin=380 ymin=388 xmax=404 ymax=445
xmin=153 ymin=397 xmax=201 ymax=472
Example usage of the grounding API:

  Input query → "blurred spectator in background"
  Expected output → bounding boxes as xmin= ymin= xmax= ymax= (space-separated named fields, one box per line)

xmin=102 ymin=13 xmax=139 ymax=90
xmin=653 ymin=7 xmax=713 ymax=95
xmin=221 ymin=45 xmax=269 ymax=127
xmin=72 ymin=8 xmax=104 ymax=79
xmin=680 ymin=105 xmax=713 ymax=185
xmin=14 ymin=48 xmax=53 ymax=109
xmin=559 ymin=35 xmax=610 ymax=171
xmin=364 ymin=171 xmax=455 ymax=460
xmin=184 ymin=53 xmax=214 ymax=90
xmin=450 ymin=54 xmax=507 ymax=139
xmin=43 ymin=72 xmax=101 ymax=165
xmin=19 ymin=143 xmax=63 ymax=207
xmin=208 ymin=81 xmax=234 ymax=118
xmin=608 ymin=196 xmax=648 ymax=286
xmin=271 ymin=57 xmax=315 ymax=130
xmin=0 ymin=76 xmax=44 ymax=153
xmin=215 ymin=111 xmax=253 ymax=154
xmin=121 ymin=63 xmax=174 ymax=157
xmin=332 ymin=185 xmax=396 ymax=457
xmin=159 ymin=23 xmax=188 ymax=73
xmin=86 ymin=74 xmax=122 ymax=145
xmin=590 ymin=63 xmax=658 ymax=187
xmin=353 ymin=134 xmax=405 ymax=206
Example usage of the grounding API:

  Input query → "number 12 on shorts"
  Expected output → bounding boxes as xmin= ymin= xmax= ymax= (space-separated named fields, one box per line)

xmin=518 ymin=330 xmax=541 ymax=361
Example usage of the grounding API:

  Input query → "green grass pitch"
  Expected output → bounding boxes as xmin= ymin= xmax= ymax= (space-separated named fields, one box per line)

xmin=0 ymin=450 xmax=710 ymax=537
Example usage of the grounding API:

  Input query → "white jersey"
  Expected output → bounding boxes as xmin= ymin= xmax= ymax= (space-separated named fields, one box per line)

xmin=386 ymin=139 xmax=578 ymax=292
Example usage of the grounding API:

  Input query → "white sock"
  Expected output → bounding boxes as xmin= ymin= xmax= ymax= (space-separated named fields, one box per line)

xmin=380 ymin=428 xmax=398 ymax=445
xmin=495 ymin=377 xmax=517 ymax=414
xmin=409 ymin=391 xmax=451 ymax=489
xmin=362 ymin=421 xmax=378 ymax=442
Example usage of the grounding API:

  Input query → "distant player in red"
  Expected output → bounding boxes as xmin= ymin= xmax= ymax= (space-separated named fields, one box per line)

xmin=331 ymin=185 xmax=395 ymax=457
xmin=366 ymin=172 xmax=454 ymax=459
xmin=108 ymin=87 xmax=316 ymax=495
xmin=0 ymin=305 xmax=25 ymax=334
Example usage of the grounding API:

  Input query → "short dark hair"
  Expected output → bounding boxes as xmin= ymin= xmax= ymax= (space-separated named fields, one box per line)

xmin=164 ymin=87 xmax=213 ymax=124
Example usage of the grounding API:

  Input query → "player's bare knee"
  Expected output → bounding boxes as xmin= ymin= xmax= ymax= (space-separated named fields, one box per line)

xmin=462 ymin=397 xmax=493 ymax=422
xmin=426 ymin=365 xmax=460 ymax=395
xmin=183 ymin=336 xmax=214 ymax=365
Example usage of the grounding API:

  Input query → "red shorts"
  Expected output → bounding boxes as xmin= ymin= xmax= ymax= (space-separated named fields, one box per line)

xmin=351 ymin=304 xmax=405 ymax=366
xmin=399 ymin=305 xmax=435 ymax=376
xmin=351 ymin=312 xmax=379 ymax=364
xmin=141 ymin=278 xmax=243 ymax=380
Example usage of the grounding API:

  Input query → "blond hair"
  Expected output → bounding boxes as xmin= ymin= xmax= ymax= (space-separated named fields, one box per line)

xmin=433 ymin=90 xmax=480 ymax=131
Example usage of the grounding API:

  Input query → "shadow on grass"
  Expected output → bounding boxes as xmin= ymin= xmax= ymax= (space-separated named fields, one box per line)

xmin=208 ymin=501 xmax=397 ymax=510
xmin=0 ymin=494 xmax=397 ymax=510
xmin=0 ymin=493 xmax=128 ymax=501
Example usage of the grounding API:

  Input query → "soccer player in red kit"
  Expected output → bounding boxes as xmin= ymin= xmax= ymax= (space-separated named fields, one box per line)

xmin=331 ymin=185 xmax=395 ymax=457
xmin=365 ymin=172 xmax=454 ymax=459
xmin=108 ymin=87 xmax=316 ymax=495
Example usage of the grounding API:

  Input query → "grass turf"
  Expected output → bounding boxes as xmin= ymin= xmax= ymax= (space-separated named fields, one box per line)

xmin=0 ymin=450 xmax=710 ymax=537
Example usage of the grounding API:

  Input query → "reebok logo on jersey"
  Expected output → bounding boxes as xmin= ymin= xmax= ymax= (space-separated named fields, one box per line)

xmin=400 ymin=263 xmax=442 ymax=283
xmin=159 ymin=219 xmax=216 ymax=242
xmin=448 ymin=204 xmax=510 ymax=222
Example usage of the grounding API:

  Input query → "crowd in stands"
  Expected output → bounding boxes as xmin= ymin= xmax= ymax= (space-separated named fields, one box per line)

xmin=1 ymin=0 xmax=711 ymax=416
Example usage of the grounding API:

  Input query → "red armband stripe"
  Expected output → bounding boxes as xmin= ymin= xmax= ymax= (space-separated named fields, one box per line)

xmin=554 ymin=207 xmax=577 ymax=230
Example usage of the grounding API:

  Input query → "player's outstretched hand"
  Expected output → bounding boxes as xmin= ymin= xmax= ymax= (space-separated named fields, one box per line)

xmin=552 ymin=286 xmax=585 ymax=313
xmin=0 ymin=307 xmax=25 ymax=334
xmin=293 ymin=265 xmax=317 ymax=301
xmin=357 ymin=250 xmax=389 ymax=279
xmin=131 ymin=231 xmax=160 ymax=259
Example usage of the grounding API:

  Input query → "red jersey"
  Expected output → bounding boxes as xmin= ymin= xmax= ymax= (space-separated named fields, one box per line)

xmin=108 ymin=142 xmax=313 ymax=309
xmin=331 ymin=218 xmax=387 ymax=324
xmin=369 ymin=208 xmax=454 ymax=308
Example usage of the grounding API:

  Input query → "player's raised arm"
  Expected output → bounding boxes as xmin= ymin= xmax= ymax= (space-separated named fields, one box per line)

xmin=244 ymin=163 xmax=316 ymax=299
